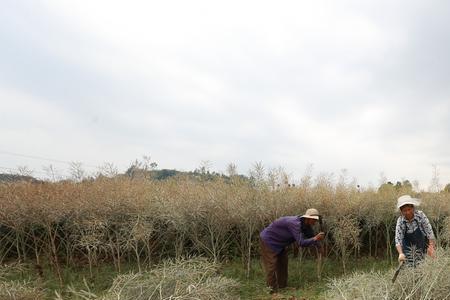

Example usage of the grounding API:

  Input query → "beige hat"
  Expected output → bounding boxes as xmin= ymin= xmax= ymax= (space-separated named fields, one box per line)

xmin=301 ymin=208 xmax=320 ymax=220
xmin=396 ymin=195 xmax=421 ymax=209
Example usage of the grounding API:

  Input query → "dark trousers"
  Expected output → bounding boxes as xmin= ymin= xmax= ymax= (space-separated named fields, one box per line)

xmin=260 ymin=239 xmax=288 ymax=291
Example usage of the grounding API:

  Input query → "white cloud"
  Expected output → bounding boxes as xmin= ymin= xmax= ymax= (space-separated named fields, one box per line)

xmin=0 ymin=0 xmax=449 ymax=188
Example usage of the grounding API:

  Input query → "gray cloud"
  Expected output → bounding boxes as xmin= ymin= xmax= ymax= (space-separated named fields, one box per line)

xmin=1 ymin=0 xmax=450 ymax=187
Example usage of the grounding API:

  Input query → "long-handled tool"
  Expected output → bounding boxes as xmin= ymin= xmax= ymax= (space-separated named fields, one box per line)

xmin=316 ymin=215 xmax=325 ymax=280
xmin=392 ymin=260 xmax=404 ymax=283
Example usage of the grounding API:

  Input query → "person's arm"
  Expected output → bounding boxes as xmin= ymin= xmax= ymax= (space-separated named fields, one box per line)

xmin=396 ymin=244 xmax=405 ymax=261
xmin=421 ymin=212 xmax=436 ymax=257
xmin=395 ymin=217 xmax=406 ymax=262
xmin=427 ymin=239 xmax=436 ymax=257
xmin=287 ymin=219 xmax=317 ymax=247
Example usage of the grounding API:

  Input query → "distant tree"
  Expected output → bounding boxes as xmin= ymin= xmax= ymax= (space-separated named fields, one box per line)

xmin=0 ymin=173 xmax=41 ymax=183
xmin=378 ymin=181 xmax=394 ymax=193
xmin=380 ymin=180 xmax=413 ymax=193
xmin=97 ymin=162 xmax=119 ymax=178
xmin=444 ymin=183 xmax=450 ymax=193
xmin=126 ymin=156 xmax=157 ymax=179
xmin=197 ymin=160 xmax=212 ymax=174
xmin=17 ymin=165 xmax=33 ymax=177
xmin=378 ymin=172 xmax=387 ymax=187
xmin=429 ymin=164 xmax=441 ymax=192
xmin=226 ymin=163 xmax=237 ymax=177
xmin=43 ymin=164 xmax=60 ymax=182
xmin=153 ymin=169 xmax=178 ymax=180
xmin=412 ymin=180 xmax=420 ymax=192
xmin=249 ymin=161 xmax=265 ymax=188
xmin=402 ymin=180 xmax=413 ymax=190
xmin=70 ymin=161 xmax=85 ymax=182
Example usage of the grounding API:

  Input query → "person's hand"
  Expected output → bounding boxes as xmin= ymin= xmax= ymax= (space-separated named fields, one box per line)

xmin=398 ymin=253 xmax=406 ymax=262
xmin=314 ymin=232 xmax=325 ymax=241
xmin=427 ymin=245 xmax=435 ymax=258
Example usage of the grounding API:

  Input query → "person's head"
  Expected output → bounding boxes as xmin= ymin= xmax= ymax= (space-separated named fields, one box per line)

xmin=301 ymin=208 xmax=320 ymax=225
xmin=400 ymin=204 xmax=415 ymax=220
xmin=304 ymin=218 xmax=317 ymax=226
xmin=396 ymin=195 xmax=420 ymax=220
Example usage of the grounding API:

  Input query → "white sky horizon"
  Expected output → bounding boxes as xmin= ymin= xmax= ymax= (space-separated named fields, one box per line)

xmin=1 ymin=1 xmax=450 ymax=190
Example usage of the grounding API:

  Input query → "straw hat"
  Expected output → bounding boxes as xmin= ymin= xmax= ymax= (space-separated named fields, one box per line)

xmin=396 ymin=195 xmax=421 ymax=209
xmin=301 ymin=208 xmax=320 ymax=220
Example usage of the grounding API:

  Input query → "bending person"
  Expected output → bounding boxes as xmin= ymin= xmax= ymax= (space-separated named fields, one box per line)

xmin=259 ymin=208 xmax=324 ymax=292
xmin=395 ymin=195 xmax=436 ymax=267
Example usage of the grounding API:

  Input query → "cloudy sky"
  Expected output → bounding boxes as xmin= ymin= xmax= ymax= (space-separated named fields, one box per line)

xmin=1 ymin=0 xmax=449 ymax=188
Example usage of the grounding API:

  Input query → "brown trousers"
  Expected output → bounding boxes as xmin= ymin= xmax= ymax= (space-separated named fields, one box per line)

xmin=260 ymin=238 xmax=288 ymax=291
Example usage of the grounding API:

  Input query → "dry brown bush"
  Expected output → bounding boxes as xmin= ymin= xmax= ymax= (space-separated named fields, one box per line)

xmin=326 ymin=248 xmax=450 ymax=300
xmin=58 ymin=257 xmax=239 ymax=300
xmin=0 ymin=173 xmax=449 ymax=277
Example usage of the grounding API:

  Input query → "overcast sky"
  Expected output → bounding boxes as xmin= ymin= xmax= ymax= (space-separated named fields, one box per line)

xmin=1 ymin=1 xmax=450 ymax=188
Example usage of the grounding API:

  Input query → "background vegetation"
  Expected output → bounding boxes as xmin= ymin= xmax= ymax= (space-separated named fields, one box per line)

xmin=1 ymin=160 xmax=449 ymax=299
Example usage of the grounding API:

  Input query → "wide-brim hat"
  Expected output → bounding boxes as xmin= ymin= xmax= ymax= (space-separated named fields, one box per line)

xmin=396 ymin=195 xmax=421 ymax=209
xmin=301 ymin=208 xmax=320 ymax=220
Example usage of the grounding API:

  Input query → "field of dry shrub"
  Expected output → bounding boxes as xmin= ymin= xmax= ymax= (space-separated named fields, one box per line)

xmin=327 ymin=248 xmax=450 ymax=300
xmin=0 ymin=174 xmax=449 ymax=285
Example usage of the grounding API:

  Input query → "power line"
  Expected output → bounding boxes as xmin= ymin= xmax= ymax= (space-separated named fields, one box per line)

xmin=0 ymin=166 xmax=49 ymax=176
xmin=0 ymin=150 xmax=98 ymax=169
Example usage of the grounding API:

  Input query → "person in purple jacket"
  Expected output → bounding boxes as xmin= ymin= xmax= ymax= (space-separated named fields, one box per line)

xmin=259 ymin=208 xmax=325 ymax=292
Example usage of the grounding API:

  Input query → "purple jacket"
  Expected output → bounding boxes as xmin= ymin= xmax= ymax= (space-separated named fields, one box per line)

xmin=260 ymin=216 xmax=318 ymax=254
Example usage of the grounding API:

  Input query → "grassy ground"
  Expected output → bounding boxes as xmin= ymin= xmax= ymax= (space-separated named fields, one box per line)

xmin=2 ymin=255 xmax=393 ymax=299
xmin=222 ymin=255 xmax=393 ymax=299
